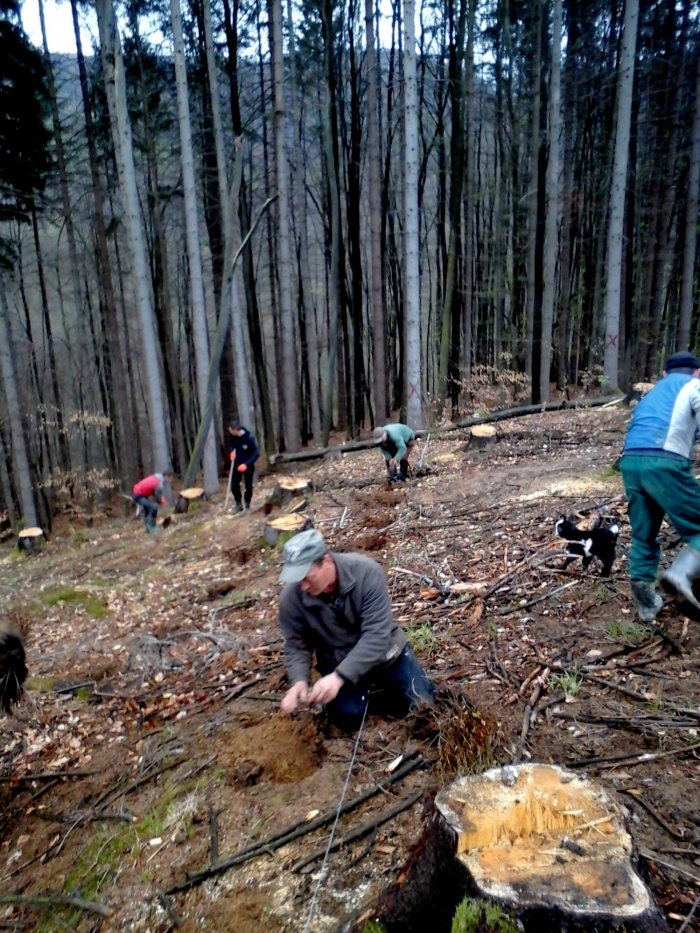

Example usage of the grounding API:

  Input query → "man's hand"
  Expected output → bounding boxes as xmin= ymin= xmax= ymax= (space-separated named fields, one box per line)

xmin=388 ymin=458 xmax=398 ymax=469
xmin=308 ymin=672 xmax=344 ymax=706
xmin=161 ymin=497 xmax=167 ymax=505
xmin=281 ymin=681 xmax=309 ymax=713
xmin=237 ymin=464 xmax=247 ymax=473
xmin=230 ymin=452 xmax=235 ymax=462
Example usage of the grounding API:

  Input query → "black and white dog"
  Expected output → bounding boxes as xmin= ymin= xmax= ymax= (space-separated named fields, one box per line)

xmin=555 ymin=515 xmax=620 ymax=577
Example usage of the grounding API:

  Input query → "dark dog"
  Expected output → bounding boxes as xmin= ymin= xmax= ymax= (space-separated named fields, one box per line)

xmin=555 ymin=515 xmax=619 ymax=577
xmin=0 ymin=623 xmax=26 ymax=711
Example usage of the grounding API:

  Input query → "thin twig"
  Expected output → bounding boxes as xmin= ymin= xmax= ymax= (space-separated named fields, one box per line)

xmin=0 ymin=895 xmax=109 ymax=917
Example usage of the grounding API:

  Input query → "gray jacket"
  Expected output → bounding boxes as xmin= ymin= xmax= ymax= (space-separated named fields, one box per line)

xmin=279 ymin=552 xmax=407 ymax=686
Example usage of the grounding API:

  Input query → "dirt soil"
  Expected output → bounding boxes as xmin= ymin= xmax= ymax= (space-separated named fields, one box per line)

xmin=1 ymin=403 xmax=700 ymax=932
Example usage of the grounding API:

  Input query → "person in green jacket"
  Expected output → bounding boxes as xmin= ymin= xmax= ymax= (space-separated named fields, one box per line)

xmin=373 ymin=423 xmax=416 ymax=483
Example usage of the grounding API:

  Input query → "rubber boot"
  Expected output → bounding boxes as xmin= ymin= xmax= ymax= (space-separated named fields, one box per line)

xmin=244 ymin=503 xmax=250 ymax=511
xmin=396 ymin=460 xmax=409 ymax=483
xmin=144 ymin=515 xmax=157 ymax=534
xmin=387 ymin=465 xmax=397 ymax=485
xmin=234 ymin=502 xmax=244 ymax=513
xmin=660 ymin=546 xmax=700 ymax=611
xmin=630 ymin=580 xmax=663 ymax=623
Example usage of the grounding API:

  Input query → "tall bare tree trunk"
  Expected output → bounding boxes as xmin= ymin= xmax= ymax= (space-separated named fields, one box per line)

xmin=170 ymin=0 xmax=218 ymax=493
xmin=321 ymin=0 xmax=341 ymax=447
xmin=0 ymin=282 xmax=38 ymax=528
xmin=288 ymin=0 xmax=321 ymax=443
xmin=679 ymin=43 xmax=700 ymax=350
xmin=403 ymin=0 xmax=422 ymax=429
xmin=96 ymin=0 xmax=170 ymax=471
xmin=603 ymin=0 xmax=639 ymax=391
xmin=70 ymin=0 xmax=135 ymax=484
xmin=539 ymin=0 xmax=561 ymax=402
xmin=462 ymin=0 xmax=476 ymax=394
xmin=365 ymin=0 xmax=387 ymax=425
xmin=524 ymin=0 xmax=542 ymax=382
xmin=268 ymin=0 xmax=301 ymax=452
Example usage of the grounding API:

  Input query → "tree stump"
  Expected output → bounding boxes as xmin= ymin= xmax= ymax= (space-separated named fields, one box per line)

xmin=274 ymin=477 xmax=313 ymax=507
xmin=467 ymin=425 xmax=498 ymax=451
xmin=263 ymin=514 xmax=313 ymax=547
xmin=17 ymin=527 xmax=45 ymax=552
xmin=360 ymin=764 xmax=668 ymax=933
xmin=175 ymin=487 xmax=205 ymax=514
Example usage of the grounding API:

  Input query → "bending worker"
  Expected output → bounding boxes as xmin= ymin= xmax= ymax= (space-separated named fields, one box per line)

xmin=620 ymin=351 xmax=700 ymax=622
xmin=373 ymin=422 xmax=416 ymax=484
xmin=132 ymin=469 xmax=173 ymax=533
xmin=278 ymin=529 xmax=434 ymax=729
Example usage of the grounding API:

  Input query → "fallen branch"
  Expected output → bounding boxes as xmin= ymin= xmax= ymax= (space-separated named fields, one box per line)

xmin=156 ymin=891 xmax=181 ymax=928
xmin=0 ymin=770 xmax=100 ymax=783
xmin=0 ymin=894 xmax=109 ymax=917
xmin=620 ymin=789 xmax=686 ymax=842
xmin=292 ymin=790 xmax=422 ymax=873
xmin=165 ymin=755 xmax=425 ymax=894
xmin=270 ymin=396 xmax=619 ymax=464
xmin=567 ymin=740 xmax=700 ymax=769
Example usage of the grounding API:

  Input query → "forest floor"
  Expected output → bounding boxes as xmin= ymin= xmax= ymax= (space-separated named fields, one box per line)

xmin=2 ymin=400 xmax=700 ymax=933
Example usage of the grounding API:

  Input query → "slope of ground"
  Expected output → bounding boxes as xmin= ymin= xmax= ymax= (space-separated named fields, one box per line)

xmin=1 ymin=402 xmax=699 ymax=932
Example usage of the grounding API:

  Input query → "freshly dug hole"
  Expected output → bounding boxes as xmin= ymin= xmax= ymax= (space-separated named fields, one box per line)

xmin=218 ymin=712 xmax=323 ymax=784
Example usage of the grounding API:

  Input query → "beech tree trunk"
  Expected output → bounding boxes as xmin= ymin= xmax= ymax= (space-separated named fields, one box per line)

xmin=365 ymin=0 xmax=387 ymax=426
xmin=524 ymin=1 xmax=542 ymax=383
xmin=96 ymin=0 xmax=170 ymax=471
xmin=404 ymin=0 xmax=422 ymax=430
xmin=539 ymin=0 xmax=561 ymax=402
xmin=170 ymin=0 xmax=218 ymax=494
xmin=0 ymin=282 xmax=38 ymax=529
xmin=268 ymin=0 xmax=301 ymax=452
xmin=679 ymin=46 xmax=700 ymax=351
xmin=603 ymin=0 xmax=639 ymax=391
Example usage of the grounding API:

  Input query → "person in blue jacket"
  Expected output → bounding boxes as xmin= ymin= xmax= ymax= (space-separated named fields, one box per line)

xmin=227 ymin=423 xmax=260 ymax=512
xmin=620 ymin=351 xmax=700 ymax=622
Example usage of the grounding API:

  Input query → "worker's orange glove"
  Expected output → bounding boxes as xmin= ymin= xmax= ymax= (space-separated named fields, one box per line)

xmin=237 ymin=464 xmax=247 ymax=473
xmin=229 ymin=452 xmax=235 ymax=462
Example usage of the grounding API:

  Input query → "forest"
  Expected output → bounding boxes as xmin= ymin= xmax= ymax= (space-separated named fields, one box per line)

xmin=0 ymin=0 xmax=699 ymax=529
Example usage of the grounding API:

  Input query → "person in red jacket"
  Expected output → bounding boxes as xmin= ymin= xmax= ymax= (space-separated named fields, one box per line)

xmin=132 ymin=469 xmax=173 ymax=532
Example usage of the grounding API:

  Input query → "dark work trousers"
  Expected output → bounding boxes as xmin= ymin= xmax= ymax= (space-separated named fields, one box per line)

xmin=231 ymin=467 xmax=254 ymax=505
xmin=132 ymin=494 xmax=157 ymax=521
xmin=322 ymin=644 xmax=434 ymax=730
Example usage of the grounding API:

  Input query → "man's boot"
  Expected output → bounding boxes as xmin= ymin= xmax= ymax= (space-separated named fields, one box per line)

xmin=397 ymin=460 xmax=409 ymax=483
xmin=630 ymin=580 xmax=663 ymax=622
xmin=234 ymin=502 xmax=243 ymax=513
xmin=387 ymin=465 xmax=397 ymax=485
xmin=660 ymin=546 xmax=700 ymax=611
xmin=244 ymin=502 xmax=250 ymax=511
xmin=144 ymin=515 xmax=157 ymax=534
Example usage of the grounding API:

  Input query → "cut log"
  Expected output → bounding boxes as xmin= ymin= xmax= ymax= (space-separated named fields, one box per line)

xmin=263 ymin=514 xmax=313 ymax=547
xmin=286 ymin=496 xmax=308 ymax=514
xmin=18 ymin=527 xmax=45 ymax=552
xmin=270 ymin=395 xmax=619 ymax=464
xmin=467 ymin=425 xmax=498 ymax=451
xmin=359 ymin=764 xmax=668 ymax=933
xmin=175 ymin=487 xmax=205 ymax=514
xmin=625 ymin=382 xmax=655 ymax=405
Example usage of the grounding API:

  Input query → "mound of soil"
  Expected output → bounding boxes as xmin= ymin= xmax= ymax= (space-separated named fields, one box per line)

xmin=219 ymin=712 xmax=323 ymax=784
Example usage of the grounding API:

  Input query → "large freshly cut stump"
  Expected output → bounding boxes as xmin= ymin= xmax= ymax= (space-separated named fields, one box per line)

xmin=275 ymin=476 xmax=312 ymax=507
xmin=175 ymin=487 xmax=205 ymax=514
xmin=467 ymin=425 xmax=498 ymax=451
xmin=17 ymin=527 xmax=45 ymax=552
xmin=263 ymin=513 xmax=312 ymax=547
xmin=363 ymin=764 xmax=668 ymax=933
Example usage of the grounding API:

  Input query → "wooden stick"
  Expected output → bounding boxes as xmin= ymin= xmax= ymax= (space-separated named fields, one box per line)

xmin=567 ymin=740 xmax=700 ymax=769
xmin=0 ymin=895 xmax=109 ymax=917
xmin=620 ymin=789 xmax=686 ymax=841
xmin=222 ymin=457 xmax=235 ymax=512
xmin=165 ymin=756 xmax=425 ymax=894
xmin=156 ymin=891 xmax=181 ymax=927
xmin=291 ymin=791 xmax=422 ymax=873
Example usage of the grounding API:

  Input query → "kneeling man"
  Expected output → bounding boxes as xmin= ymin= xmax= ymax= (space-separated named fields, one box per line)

xmin=278 ymin=529 xmax=434 ymax=728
